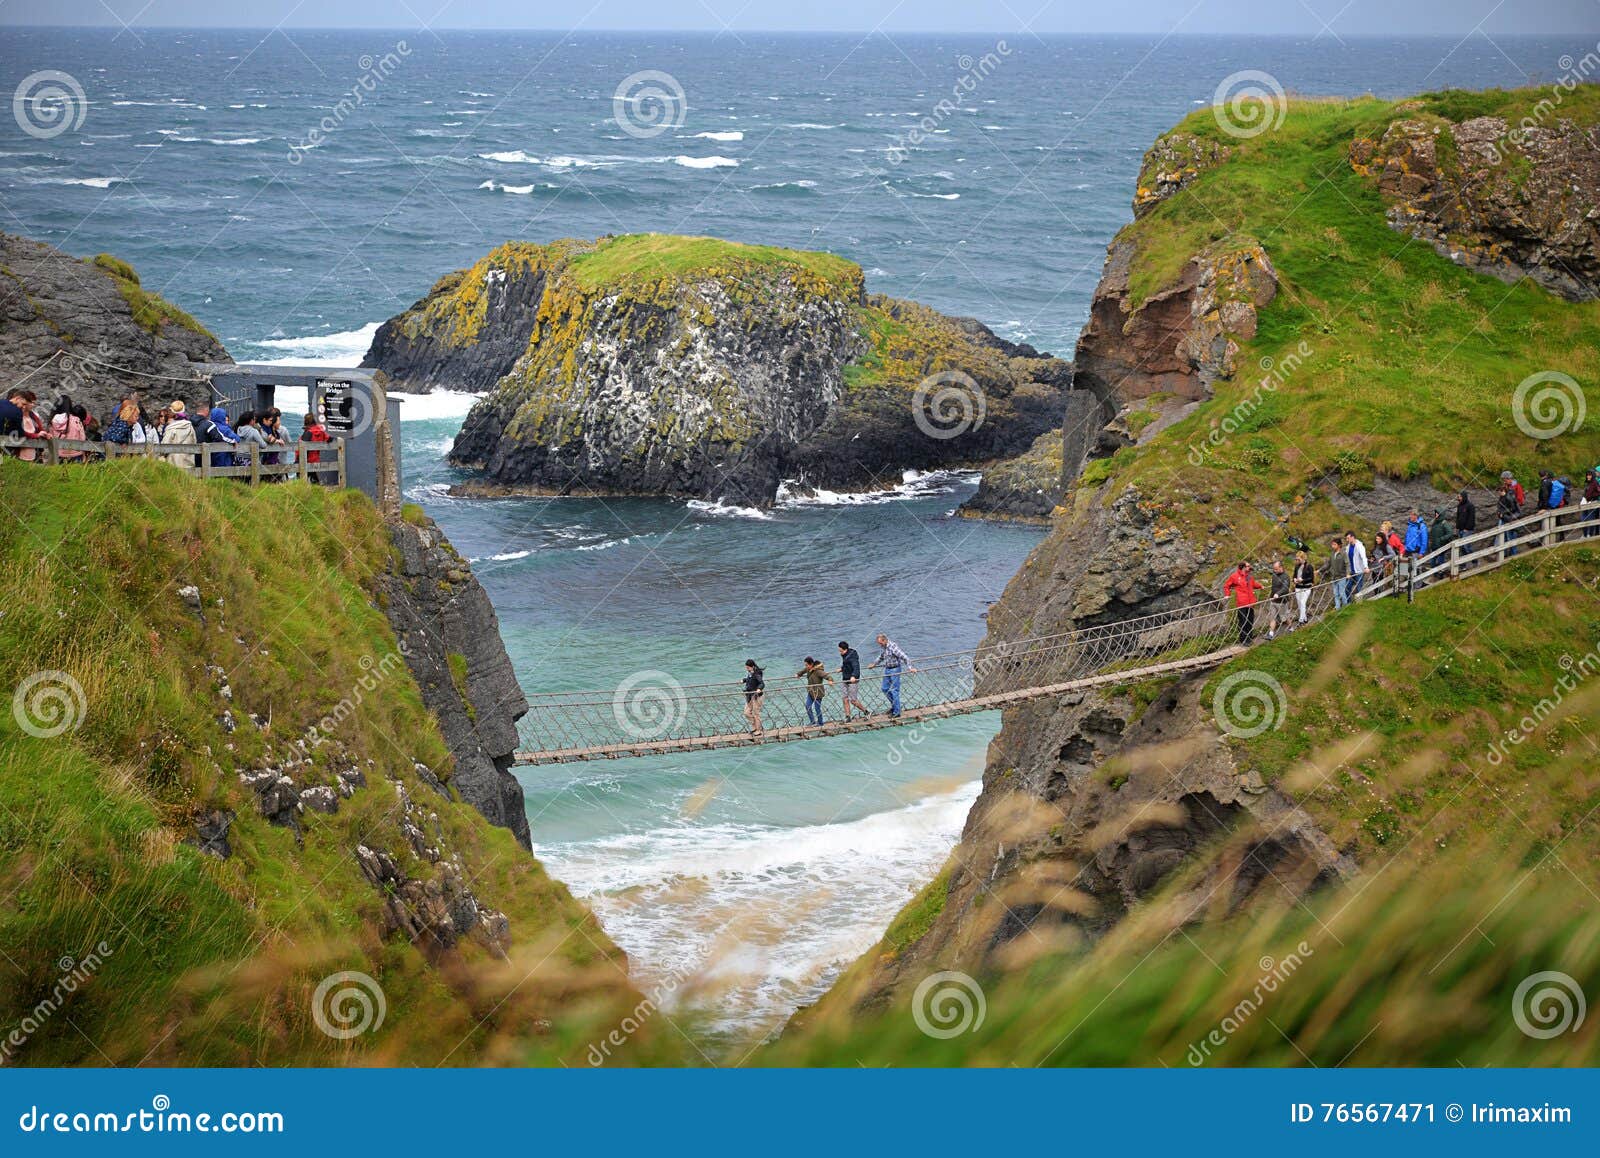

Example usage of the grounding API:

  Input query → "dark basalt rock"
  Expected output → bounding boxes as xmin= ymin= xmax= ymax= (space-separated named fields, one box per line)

xmin=378 ymin=514 xmax=532 ymax=848
xmin=0 ymin=231 xmax=229 ymax=420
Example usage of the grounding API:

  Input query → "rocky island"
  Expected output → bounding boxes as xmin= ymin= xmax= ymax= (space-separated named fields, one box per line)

xmin=363 ymin=233 xmax=1084 ymax=510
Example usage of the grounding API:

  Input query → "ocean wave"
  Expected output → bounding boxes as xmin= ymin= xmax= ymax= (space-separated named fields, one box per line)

xmin=784 ymin=122 xmax=843 ymax=129
xmin=29 ymin=176 xmax=125 ymax=188
xmin=673 ymin=155 xmax=738 ymax=168
xmin=776 ymin=469 xmax=978 ymax=508
xmin=687 ymin=498 xmax=773 ymax=520
xmin=691 ymin=130 xmax=744 ymax=141
xmin=749 ymin=179 xmax=817 ymax=193
xmin=254 ymin=322 xmax=380 ymax=366
xmin=478 ymin=179 xmax=554 ymax=195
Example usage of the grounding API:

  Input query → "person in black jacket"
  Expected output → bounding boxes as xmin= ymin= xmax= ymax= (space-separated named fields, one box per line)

xmin=1291 ymin=550 xmax=1316 ymax=625
xmin=742 ymin=660 xmax=765 ymax=734
xmin=1497 ymin=481 xmax=1522 ymax=556
xmin=1584 ymin=471 xmax=1600 ymax=538
xmin=1456 ymin=491 xmax=1476 ymax=534
xmin=837 ymin=640 xmax=868 ymax=721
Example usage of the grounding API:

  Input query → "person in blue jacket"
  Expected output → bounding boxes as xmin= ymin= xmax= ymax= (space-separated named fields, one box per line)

xmin=205 ymin=406 xmax=239 ymax=469
xmin=1403 ymin=508 xmax=1429 ymax=558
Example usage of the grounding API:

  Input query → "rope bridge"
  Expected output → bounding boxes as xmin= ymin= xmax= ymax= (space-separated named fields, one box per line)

xmin=513 ymin=501 xmax=1590 ymax=766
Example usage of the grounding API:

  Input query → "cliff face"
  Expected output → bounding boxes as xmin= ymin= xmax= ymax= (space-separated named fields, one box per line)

xmin=1351 ymin=110 xmax=1600 ymax=301
xmin=0 ymin=232 xmax=229 ymax=417
xmin=817 ymin=87 xmax=1600 ymax=1015
xmin=365 ymin=234 xmax=1077 ymax=507
xmin=379 ymin=514 xmax=534 ymax=848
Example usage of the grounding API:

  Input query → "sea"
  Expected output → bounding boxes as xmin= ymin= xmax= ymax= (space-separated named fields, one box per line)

xmin=1 ymin=26 xmax=1587 ymax=1041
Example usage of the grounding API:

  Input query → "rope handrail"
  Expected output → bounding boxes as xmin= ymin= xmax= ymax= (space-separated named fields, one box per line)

xmin=513 ymin=500 xmax=1590 ymax=762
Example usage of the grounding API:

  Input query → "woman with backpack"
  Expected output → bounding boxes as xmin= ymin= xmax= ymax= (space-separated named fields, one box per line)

xmin=101 ymin=398 xmax=139 ymax=449
xmin=1372 ymin=532 xmax=1398 ymax=580
xmin=49 ymin=395 xmax=87 ymax=461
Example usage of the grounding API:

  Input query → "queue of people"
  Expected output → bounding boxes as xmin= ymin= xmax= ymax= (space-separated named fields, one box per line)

xmin=739 ymin=635 xmax=915 ymax=733
xmin=1222 ymin=465 xmax=1599 ymax=645
xmin=1 ymin=389 xmax=336 ymax=483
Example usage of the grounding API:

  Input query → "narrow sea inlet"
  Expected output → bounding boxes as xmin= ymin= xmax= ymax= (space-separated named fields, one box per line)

xmin=396 ymin=401 xmax=1042 ymax=1038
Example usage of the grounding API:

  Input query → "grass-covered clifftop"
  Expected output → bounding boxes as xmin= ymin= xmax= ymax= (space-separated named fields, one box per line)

xmin=1093 ymin=88 xmax=1600 ymax=548
xmin=0 ymin=460 xmax=634 ymax=1065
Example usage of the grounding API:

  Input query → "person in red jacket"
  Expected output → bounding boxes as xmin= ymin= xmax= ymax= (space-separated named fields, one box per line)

xmin=1223 ymin=561 xmax=1266 ymax=645
xmin=300 ymin=411 xmax=332 ymax=485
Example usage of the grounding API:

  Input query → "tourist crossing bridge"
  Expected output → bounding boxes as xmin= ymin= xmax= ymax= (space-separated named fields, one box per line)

xmin=511 ymin=502 xmax=1587 ymax=766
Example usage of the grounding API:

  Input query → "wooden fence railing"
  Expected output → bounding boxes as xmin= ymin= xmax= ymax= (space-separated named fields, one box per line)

xmin=1363 ymin=502 xmax=1595 ymax=600
xmin=0 ymin=436 xmax=346 ymax=486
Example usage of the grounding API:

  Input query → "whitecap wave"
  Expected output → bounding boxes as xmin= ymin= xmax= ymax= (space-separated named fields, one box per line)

xmin=692 ymin=130 xmax=744 ymax=141
xmin=30 ymin=176 xmax=124 ymax=188
xmin=673 ymin=154 xmax=738 ymax=168
xmin=687 ymin=498 xmax=774 ymax=520
xmin=776 ymin=469 xmax=979 ymax=508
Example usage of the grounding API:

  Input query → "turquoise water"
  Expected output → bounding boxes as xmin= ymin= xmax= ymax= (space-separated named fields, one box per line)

xmin=3 ymin=26 xmax=1585 ymax=1038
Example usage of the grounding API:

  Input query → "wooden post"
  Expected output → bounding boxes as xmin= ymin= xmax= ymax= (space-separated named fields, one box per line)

xmin=1545 ymin=513 xmax=1556 ymax=549
xmin=335 ymin=442 xmax=347 ymax=489
xmin=1449 ymin=539 xmax=1460 ymax=579
xmin=44 ymin=439 xmax=57 ymax=467
xmin=249 ymin=442 xmax=261 ymax=486
xmin=297 ymin=444 xmax=310 ymax=483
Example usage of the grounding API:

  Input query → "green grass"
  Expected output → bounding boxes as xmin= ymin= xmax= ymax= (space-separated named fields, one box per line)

xmin=761 ymin=846 xmax=1600 ymax=1066
xmin=880 ymin=861 xmax=954 ymax=957
xmin=566 ymin=232 xmax=861 ymax=294
xmin=1209 ymin=548 xmax=1600 ymax=867
xmin=0 ymin=460 xmax=632 ymax=1065
xmin=1090 ymin=91 xmax=1600 ymax=557
xmin=90 ymin=253 xmax=216 ymax=340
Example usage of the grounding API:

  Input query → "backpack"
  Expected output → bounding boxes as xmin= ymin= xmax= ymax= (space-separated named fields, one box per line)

xmin=102 ymin=417 xmax=132 ymax=444
xmin=1552 ymin=478 xmax=1570 ymax=507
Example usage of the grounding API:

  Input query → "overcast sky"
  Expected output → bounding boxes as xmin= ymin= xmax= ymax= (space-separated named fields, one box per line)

xmin=1 ymin=0 xmax=1596 ymax=35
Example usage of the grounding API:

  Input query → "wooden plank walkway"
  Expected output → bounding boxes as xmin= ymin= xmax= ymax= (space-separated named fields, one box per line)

xmin=512 ymin=646 xmax=1246 ymax=766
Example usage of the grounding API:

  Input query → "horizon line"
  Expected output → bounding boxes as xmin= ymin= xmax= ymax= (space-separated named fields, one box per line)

xmin=1 ymin=24 xmax=1596 ymax=38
